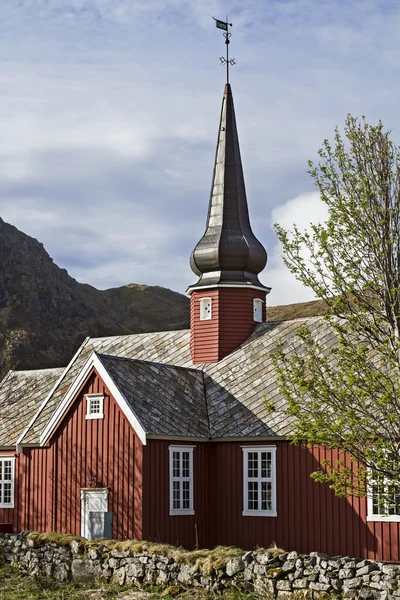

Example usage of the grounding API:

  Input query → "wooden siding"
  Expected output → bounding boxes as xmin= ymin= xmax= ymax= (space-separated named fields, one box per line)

xmin=190 ymin=288 xmax=267 ymax=363
xmin=210 ymin=441 xmax=400 ymax=562
xmin=142 ymin=440 xmax=213 ymax=549
xmin=0 ymin=368 xmax=143 ymax=540
xmin=1 ymin=370 xmax=400 ymax=561
xmin=141 ymin=440 xmax=400 ymax=560
xmin=190 ymin=290 xmax=220 ymax=363
xmin=0 ymin=448 xmax=49 ymax=533
xmin=51 ymin=368 xmax=143 ymax=540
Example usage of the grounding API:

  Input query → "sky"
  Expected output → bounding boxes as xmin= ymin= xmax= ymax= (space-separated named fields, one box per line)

xmin=1 ymin=0 xmax=400 ymax=305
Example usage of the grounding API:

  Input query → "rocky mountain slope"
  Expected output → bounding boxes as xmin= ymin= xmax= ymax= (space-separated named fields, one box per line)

xmin=0 ymin=218 xmax=189 ymax=379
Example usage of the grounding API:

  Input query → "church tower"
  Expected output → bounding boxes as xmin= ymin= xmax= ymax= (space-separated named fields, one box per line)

xmin=187 ymin=83 xmax=270 ymax=364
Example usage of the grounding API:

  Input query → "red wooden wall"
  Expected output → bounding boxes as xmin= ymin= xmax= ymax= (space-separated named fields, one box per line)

xmin=50 ymin=369 xmax=143 ymax=540
xmin=0 ymin=368 xmax=143 ymax=541
xmin=1 ymin=372 xmax=400 ymax=562
xmin=142 ymin=440 xmax=400 ymax=561
xmin=142 ymin=440 xmax=213 ymax=549
xmin=190 ymin=288 xmax=266 ymax=363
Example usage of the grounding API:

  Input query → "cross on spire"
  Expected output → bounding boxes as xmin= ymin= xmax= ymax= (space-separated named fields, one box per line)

xmin=213 ymin=17 xmax=235 ymax=84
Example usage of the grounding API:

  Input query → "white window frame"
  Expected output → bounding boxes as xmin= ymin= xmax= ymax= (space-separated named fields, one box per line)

xmin=0 ymin=456 xmax=15 ymax=509
xmin=253 ymin=298 xmax=263 ymax=323
xmin=85 ymin=393 xmax=104 ymax=420
xmin=199 ymin=297 xmax=212 ymax=321
xmin=367 ymin=472 xmax=400 ymax=522
xmin=169 ymin=445 xmax=195 ymax=516
xmin=242 ymin=446 xmax=277 ymax=517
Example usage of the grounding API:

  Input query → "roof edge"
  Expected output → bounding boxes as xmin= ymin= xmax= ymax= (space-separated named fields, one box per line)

xmin=40 ymin=352 xmax=147 ymax=447
xmin=17 ymin=336 xmax=91 ymax=445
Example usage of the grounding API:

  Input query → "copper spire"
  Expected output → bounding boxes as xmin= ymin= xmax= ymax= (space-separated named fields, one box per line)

xmin=189 ymin=84 xmax=268 ymax=290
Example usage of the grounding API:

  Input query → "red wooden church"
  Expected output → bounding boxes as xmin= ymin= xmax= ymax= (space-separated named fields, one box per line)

xmin=0 ymin=83 xmax=398 ymax=562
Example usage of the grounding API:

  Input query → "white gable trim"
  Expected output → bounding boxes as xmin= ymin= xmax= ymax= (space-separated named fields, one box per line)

xmin=40 ymin=352 xmax=147 ymax=447
xmin=16 ymin=337 xmax=90 ymax=446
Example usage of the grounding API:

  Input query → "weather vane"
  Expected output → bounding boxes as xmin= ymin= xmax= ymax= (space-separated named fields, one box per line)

xmin=213 ymin=16 xmax=235 ymax=84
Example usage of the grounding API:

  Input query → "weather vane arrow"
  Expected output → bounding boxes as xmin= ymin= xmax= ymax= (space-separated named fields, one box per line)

xmin=213 ymin=16 xmax=235 ymax=84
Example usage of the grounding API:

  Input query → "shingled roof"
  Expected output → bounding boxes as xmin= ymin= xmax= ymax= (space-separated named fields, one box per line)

xmin=0 ymin=367 xmax=64 ymax=447
xmin=96 ymin=354 xmax=209 ymax=438
xmin=0 ymin=298 xmax=334 ymax=446
xmin=20 ymin=329 xmax=193 ymax=445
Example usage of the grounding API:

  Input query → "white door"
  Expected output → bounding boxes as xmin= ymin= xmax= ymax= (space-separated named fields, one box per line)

xmin=81 ymin=488 xmax=109 ymax=540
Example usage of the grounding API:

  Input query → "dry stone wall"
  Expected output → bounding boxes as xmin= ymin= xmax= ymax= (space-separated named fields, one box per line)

xmin=1 ymin=533 xmax=400 ymax=599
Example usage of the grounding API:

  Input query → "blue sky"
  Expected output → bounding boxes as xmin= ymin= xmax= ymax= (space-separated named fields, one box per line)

xmin=1 ymin=0 xmax=400 ymax=305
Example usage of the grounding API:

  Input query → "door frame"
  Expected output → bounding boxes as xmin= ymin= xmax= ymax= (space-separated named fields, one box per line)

xmin=80 ymin=488 xmax=109 ymax=539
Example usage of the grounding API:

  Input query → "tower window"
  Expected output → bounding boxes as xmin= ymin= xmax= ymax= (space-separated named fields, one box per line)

xmin=253 ymin=298 xmax=263 ymax=323
xmin=200 ymin=298 xmax=212 ymax=321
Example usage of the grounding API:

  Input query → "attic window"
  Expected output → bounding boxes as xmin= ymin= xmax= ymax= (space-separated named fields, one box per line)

xmin=200 ymin=297 xmax=212 ymax=321
xmin=86 ymin=394 xmax=104 ymax=420
xmin=253 ymin=298 xmax=263 ymax=323
xmin=0 ymin=457 xmax=15 ymax=508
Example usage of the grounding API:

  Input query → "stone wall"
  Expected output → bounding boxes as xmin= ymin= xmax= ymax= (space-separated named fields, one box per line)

xmin=1 ymin=532 xmax=400 ymax=599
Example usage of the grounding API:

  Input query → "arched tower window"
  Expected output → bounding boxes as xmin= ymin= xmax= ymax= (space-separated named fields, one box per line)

xmin=200 ymin=297 xmax=212 ymax=321
xmin=253 ymin=298 xmax=263 ymax=323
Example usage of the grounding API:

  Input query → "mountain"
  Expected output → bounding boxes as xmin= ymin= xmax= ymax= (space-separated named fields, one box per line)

xmin=0 ymin=218 xmax=189 ymax=379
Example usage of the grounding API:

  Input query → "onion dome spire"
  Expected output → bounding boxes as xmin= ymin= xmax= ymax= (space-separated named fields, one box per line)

xmin=189 ymin=84 xmax=269 ymax=290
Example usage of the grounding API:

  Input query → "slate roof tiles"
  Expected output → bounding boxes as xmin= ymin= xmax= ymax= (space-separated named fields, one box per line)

xmin=0 ymin=368 xmax=64 ymax=447
xmin=0 ymin=313 xmax=336 ymax=446
xmin=97 ymin=354 xmax=209 ymax=438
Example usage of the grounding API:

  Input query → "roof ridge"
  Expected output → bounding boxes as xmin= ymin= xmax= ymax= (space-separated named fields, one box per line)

xmin=7 ymin=367 xmax=65 ymax=375
xmin=89 ymin=328 xmax=190 ymax=343
xmin=96 ymin=352 xmax=199 ymax=374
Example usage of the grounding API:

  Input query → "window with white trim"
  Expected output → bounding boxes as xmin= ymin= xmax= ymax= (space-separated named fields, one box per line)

xmin=200 ymin=298 xmax=212 ymax=321
xmin=0 ymin=457 xmax=15 ymax=508
xmin=243 ymin=447 xmax=277 ymax=517
xmin=253 ymin=298 xmax=263 ymax=323
xmin=368 ymin=476 xmax=400 ymax=522
xmin=169 ymin=446 xmax=194 ymax=515
xmin=86 ymin=394 xmax=104 ymax=420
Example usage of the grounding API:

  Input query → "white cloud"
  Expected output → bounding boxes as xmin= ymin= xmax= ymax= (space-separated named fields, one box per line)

xmin=266 ymin=192 xmax=329 ymax=307
xmin=0 ymin=0 xmax=400 ymax=301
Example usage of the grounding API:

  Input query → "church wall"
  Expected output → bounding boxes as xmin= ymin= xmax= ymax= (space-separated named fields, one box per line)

xmin=190 ymin=290 xmax=220 ymax=363
xmin=0 ymin=448 xmax=49 ymax=534
xmin=49 ymin=368 xmax=143 ymax=540
xmin=2 ymin=404 xmax=399 ymax=560
xmin=0 ymin=369 xmax=143 ymax=540
xmin=218 ymin=287 xmax=266 ymax=357
xmin=211 ymin=441 xmax=399 ymax=562
xmin=142 ymin=439 xmax=213 ymax=549
xmin=190 ymin=287 xmax=266 ymax=363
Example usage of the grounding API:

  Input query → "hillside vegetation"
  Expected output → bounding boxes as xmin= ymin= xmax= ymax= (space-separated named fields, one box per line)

xmin=0 ymin=218 xmax=189 ymax=379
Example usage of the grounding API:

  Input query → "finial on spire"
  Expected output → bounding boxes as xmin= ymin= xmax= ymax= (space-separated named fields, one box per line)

xmin=213 ymin=16 xmax=235 ymax=84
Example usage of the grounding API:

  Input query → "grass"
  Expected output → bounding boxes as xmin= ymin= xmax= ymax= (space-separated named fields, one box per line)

xmin=255 ymin=542 xmax=287 ymax=559
xmin=26 ymin=534 xmax=248 ymax=576
xmin=0 ymin=566 xmax=257 ymax=600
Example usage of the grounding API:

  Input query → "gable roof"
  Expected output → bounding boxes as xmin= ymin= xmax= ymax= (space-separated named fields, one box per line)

xmin=97 ymin=354 xmax=208 ymax=438
xmin=0 ymin=367 xmax=64 ymax=447
xmin=21 ymin=329 xmax=192 ymax=445
xmin=7 ymin=312 xmax=337 ymax=446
